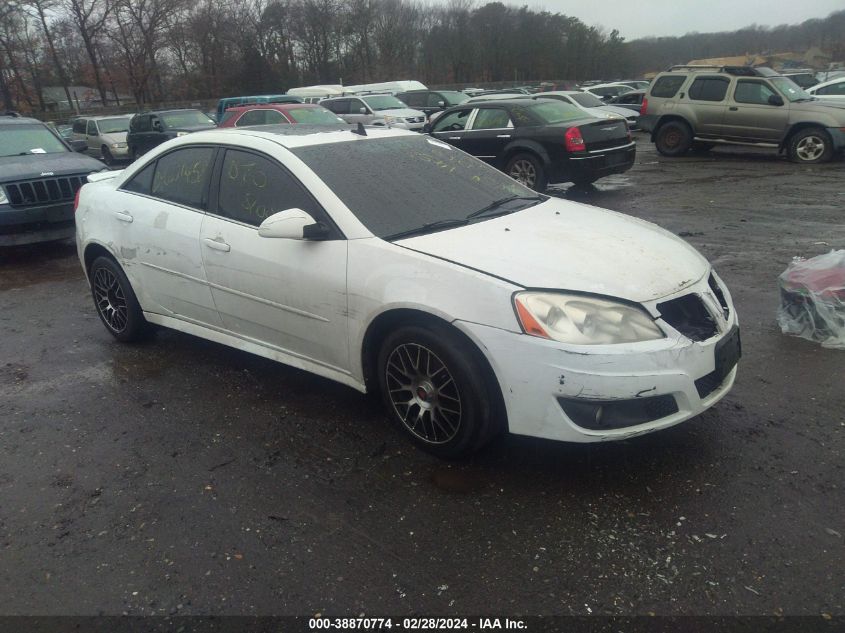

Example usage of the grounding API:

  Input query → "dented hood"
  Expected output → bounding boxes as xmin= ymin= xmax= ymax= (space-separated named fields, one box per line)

xmin=397 ymin=198 xmax=710 ymax=303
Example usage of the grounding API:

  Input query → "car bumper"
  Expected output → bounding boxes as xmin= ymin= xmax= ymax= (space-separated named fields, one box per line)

xmin=0 ymin=202 xmax=75 ymax=246
xmin=553 ymin=142 xmax=636 ymax=184
xmin=455 ymin=278 xmax=739 ymax=443
xmin=826 ymin=127 xmax=845 ymax=151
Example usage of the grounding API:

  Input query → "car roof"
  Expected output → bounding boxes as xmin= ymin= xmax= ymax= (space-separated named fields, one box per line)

xmin=83 ymin=114 xmax=133 ymax=120
xmin=138 ymin=108 xmax=203 ymax=115
xmin=225 ymin=103 xmax=323 ymax=113
xmin=457 ymin=98 xmax=536 ymax=107
xmin=180 ymin=124 xmax=412 ymax=149
xmin=0 ymin=113 xmax=43 ymax=125
xmin=810 ymin=76 xmax=845 ymax=90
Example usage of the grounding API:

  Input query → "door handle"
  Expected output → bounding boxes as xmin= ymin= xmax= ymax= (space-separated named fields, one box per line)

xmin=496 ymin=134 xmax=511 ymax=138
xmin=203 ymin=237 xmax=231 ymax=252
xmin=729 ymin=106 xmax=738 ymax=111
xmin=113 ymin=210 xmax=133 ymax=223
xmin=447 ymin=136 xmax=461 ymax=140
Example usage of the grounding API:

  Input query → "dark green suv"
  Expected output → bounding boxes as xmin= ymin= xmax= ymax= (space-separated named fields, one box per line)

xmin=640 ymin=65 xmax=845 ymax=163
xmin=126 ymin=109 xmax=216 ymax=160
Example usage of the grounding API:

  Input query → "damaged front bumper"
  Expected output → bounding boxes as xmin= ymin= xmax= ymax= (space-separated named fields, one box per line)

xmin=456 ymin=275 xmax=739 ymax=443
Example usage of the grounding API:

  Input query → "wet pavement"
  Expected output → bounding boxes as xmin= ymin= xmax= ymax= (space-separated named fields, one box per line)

xmin=0 ymin=136 xmax=843 ymax=616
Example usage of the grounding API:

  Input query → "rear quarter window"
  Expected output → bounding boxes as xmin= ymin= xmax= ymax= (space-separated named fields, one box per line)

xmin=651 ymin=75 xmax=686 ymax=98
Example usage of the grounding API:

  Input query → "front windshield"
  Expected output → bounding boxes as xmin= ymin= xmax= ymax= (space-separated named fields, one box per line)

xmin=770 ymin=77 xmax=814 ymax=102
xmin=0 ymin=124 xmax=68 ymax=157
xmin=291 ymin=135 xmax=537 ymax=239
xmin=570 ymin=92 xmax=605 ymax=108
xmin=362 ymin=95 xmax=407 ymax=111
xmin=160 ymin=111 xmax=215 ymax=128
xmin=285 ymin=106 xmax=347 ymax=125
xmin=440 ymin=91 xmax=470 ymax=105
xmin=98 ymin=117 xmax=131 ymax=134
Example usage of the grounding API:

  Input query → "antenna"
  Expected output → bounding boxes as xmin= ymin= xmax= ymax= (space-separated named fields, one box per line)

xmin=351 ymin=122 xmax=367 ymax=136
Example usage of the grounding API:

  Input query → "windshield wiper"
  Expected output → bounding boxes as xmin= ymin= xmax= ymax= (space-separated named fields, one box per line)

xmin=384 ymin=219 xmax=469 ymax=241
xmin=466 ymin=194 xmax=545 ymax=220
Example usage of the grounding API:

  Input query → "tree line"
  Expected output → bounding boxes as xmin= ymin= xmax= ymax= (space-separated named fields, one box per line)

xmin=0 ymin=0 xmax=843 ymax=114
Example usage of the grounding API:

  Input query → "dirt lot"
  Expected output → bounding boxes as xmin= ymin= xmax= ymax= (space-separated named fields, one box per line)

xmin=1 ymin=136 xmax=843 ymax=617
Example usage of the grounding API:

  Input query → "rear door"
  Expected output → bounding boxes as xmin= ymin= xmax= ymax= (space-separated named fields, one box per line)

xmin=430 ymin=108 xmax=474 ymax=152
xmin=722 ymin=79 xmax=789 ymax=142
xmin=86 ymin=120 xmax=99 ymax=153
xmin=684 ymin=75 xmax=730 ymax=136
xmin=114 ymin=145 xmax=222 ymax=325
xmin=199 ymin=147 xmax=350 ymax=370
xmin=461 ymin=107 xmax=513 ymax=164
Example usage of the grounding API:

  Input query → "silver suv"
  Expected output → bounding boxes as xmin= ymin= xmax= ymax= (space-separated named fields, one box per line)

xmin=321 ymin=94 xmax=426 ymax=131
xmin=639 ymin=65 xmax=845 ymax=163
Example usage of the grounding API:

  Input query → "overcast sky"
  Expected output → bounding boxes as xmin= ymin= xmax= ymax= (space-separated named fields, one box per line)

xmin=540 ymin=0 xmax=843 ymax=40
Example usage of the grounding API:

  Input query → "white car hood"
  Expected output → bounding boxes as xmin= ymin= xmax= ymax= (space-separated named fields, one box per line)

xmin=380 ymin=107 xmax=426 ymax=118
xmin=598 ymin=105 xmax=637 ymax=118
xmin=397 ymin=198 xmax=709 ymax=303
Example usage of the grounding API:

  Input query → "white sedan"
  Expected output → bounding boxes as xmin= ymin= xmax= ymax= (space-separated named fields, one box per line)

xmin=75 ymin=126 xmax=740 ymax=457
xmin=807 ymin=77 xmax=845 ymax=101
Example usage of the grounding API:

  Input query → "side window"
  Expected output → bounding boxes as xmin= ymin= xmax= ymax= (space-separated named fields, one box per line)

xmin=350 ymin=99 xmax=367 ymax=114
xmin=651 ymin=75 xmax=685 ymax=98
xmin=404 ymin=93 xmax=426 ymax=107
xmin=471 ymin=108 xmax=512 ymax=130
xmin=216 ymin=149 xmax=323 ymax=227
xmin=136 ymin=116 xmax=151 ymax=132
xmin=325 ymin=100 xmax=348 ymax=114
xmin=236 ymin=110 xmax=268 ymax=126
xmin=122 ymin=163 xmax=155 ymax=195
xmin=426 ymin=92 xmax=445 ymax=107
xmin=264 ymin=110 xmax=288 ymax=124
xmin=87 ymin=120 xmax=97 ymax=135
xmin=73 ymin=119 xmax=86 ymax=134
xmin=150 ymin=146 xmax=215 ymax=209
xmin=432 ymin=109 xmax=472 ymax=132
xmin=622 ymin=93 xmax=642 ymax=104
xmin=734 ymin=80 xmax=777 ymax=105
xmin=818 ymin=82 xmax=845 ymax=96
xmin=688 ymin=77 xmax=729 ymax=102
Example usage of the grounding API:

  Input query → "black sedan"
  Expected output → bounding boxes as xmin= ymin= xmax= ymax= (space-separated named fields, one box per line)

xmin=428 ymin=99 xmax=635 ymax=192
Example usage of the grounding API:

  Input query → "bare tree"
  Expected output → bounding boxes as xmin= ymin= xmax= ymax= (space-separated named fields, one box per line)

xmin=64 ymin=0 xmax=112 ymax=104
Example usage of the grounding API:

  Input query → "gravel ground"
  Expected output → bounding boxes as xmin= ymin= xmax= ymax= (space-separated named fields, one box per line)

xmin=0 ymin=135 xmax=843 ymax=617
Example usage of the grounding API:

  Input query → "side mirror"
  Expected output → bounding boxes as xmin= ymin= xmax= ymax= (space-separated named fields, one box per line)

xmin=359 ymin=107 xmax=368 ymax=114
xmin=70 ymin=139 xmax=88 ymax=152
xmin=768 ymin=94 xmax=785 ymax=106
xmin=437 ymin=101 xmax=445 ymax=107
xmin=258 ymin=208 xmax=326 ymax=240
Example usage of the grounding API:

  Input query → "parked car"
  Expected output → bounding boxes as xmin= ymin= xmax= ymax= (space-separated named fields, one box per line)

xmin=215 ymin=95 xmax=301 ymax=121
xmin=583 ymin=83 xmax=635 ymax=101
xmin=395 ymin=90 xmax=471 ymax=118
xmin=533 ymin=91 xmax=639 ymax=129
xmin=71 ymin=115 xmax=132 ymax=166
xmin=127 ymin=109 xmax=216 ymax=159
xmin=75 ymin=125 xmax=738 ymax=457
xmin=806 ymin=77 xmax=845 ymax=101
xmin=321 ymin=95 xmax=426 ymax=130
xmin=1 ymin=113 xmax=104 ymax=246
xmin=607 ymin=89 xmax=646 ymax=113
xmin=218 ymin=103 xmax=348 ymax=128
xmin=640 ymin=65 xmax=845 ymax=163
xmin=428 ymin=98 xmax=635 ymax=191
xmin=617 ymin=80 xmax=650 ymax=90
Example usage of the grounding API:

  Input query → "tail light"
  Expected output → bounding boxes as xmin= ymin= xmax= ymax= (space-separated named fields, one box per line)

xmin=565 ymin=126 xmax=585 ymax=152
xmin=640 ymin=97 xmax=648 ymax=116
xmin=73 ymin=188 xmax=81 ymax=213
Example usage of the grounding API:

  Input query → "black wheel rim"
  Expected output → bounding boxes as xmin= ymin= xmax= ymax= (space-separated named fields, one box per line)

xmin=93 ymin=267 xmax=128 ymax=333
xmin=385 ymin=343 xmax=462 ymax=444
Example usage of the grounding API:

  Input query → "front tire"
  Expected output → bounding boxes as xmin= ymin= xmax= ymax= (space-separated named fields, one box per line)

xmin=655 ymin=121 xmax=693 ymax=156
xmin=506 ymin=153 xmax=547 ymax=193
xmin=788 ymin=128 xmax=833 ymax=164
xmin=377 ymin=324 xmax=500 ymax=458
xmin=89 ymin=256 xmax=149 ymax=342
xmin=101 ymin=146 xmax=114 ymax=166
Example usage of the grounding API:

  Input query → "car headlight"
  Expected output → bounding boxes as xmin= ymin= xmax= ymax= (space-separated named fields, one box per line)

xmin=0 ymin=187 xmax=8 ymax=205
xmin=112 ymin=142 xmax=127 ymax=148
xmin=383 ymin=115 xmax=398 ymax=123
xmin=513 ymin=291 xmax=664 ymax=345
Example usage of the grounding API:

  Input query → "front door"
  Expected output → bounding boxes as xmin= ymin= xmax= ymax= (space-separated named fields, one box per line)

xmin=460 ymin=107 xmax=513 ymax=165
xmin=430 ymin=108 xmax=474 ymax=152
xmin=199 ymin=147 xmax=350 ymax=371
xmin=722 ymin=79 xmax=790 ymax=142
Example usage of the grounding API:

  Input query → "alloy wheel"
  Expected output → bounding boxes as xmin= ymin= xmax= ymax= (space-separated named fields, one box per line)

xmin=509 ymin=159 xmax=537 ymax=187
xmin=93 ymin=267 xmax=128 ymax=333
xmin=795 ymin=135 xmax=825 ymax=161
xmin=384 ymin=343 xmax=462 ymax=444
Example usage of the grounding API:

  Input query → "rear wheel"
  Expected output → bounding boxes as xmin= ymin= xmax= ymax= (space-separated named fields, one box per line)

xmin=89 ymin=256 xmax=149 ymax=342
xmin=506 ymin=153 xmax=547 ymax=193
xmin=788 ymin=127 xmax=833 ymax=164
xmin=377 ymin=324 xmax=501 ymax=458
xmin=655 ymin=121 xmax=693 ymax=156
